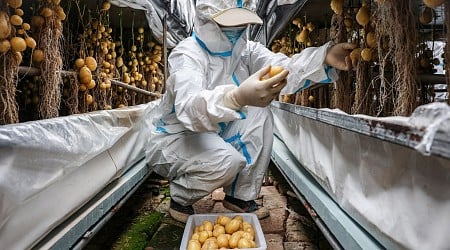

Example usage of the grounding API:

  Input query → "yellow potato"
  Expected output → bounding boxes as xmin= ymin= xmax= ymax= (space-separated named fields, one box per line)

xmin=268 ymin=65 xmax=284 ymax=78
xmin=201 ymin=238 xmax=219 ymax=250
xmin=191 ymin=232 xmax=199 ymax=241
xmin=216 ymin=215 xmax=231 ymax=226
xmin=233 ymin=215 xmax=244 ymax=222
xmin=187 ymin=239 xmax=201 ymax=250
xmin=225 ymin=219 xmax=241 ymax=234
xmin=216 ymin=234 xmax=229 ymax=248
xmin=242 ymin=221 xmax=252 ymax=229
xmin=212 ymin=225 xmax=225 ymax=237
xmin=242 ymin=231 xmax=254 ymax=241
xmin=260 ymin=65 xmax=284 ymax=80
xmin=198 ymin=230 xmax=209 ymax=244
xmin=228 ymin=233 xmax=241 ymax=248
xmin=202 ymin=220 xmax=213 ymax=231
xmin=238 ymin=238 xmax=253 ymax=248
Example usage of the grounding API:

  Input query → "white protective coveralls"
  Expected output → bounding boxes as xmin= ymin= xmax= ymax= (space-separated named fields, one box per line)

xmin=145 ymin=0 xmax=338 ymax=206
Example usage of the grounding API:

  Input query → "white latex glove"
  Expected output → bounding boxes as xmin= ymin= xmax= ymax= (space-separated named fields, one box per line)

xmin=224 ymin=66 xmax=289 ymax=109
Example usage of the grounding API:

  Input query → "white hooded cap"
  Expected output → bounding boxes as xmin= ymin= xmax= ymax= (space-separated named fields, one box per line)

xmin=193 ymin=0 xmax=262 ymax=55
xmin=195 ymin=0 xmax=261 ymax=26
xmin=212 ymin=7 xmax=263 ymax=27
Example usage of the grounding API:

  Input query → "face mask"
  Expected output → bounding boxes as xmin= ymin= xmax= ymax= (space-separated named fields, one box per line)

xmin=221 ymin=26 xmax=246 ymax=45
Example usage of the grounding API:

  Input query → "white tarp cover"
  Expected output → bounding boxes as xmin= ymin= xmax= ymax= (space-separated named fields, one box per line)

xmin=0 ymin=101 xmax=158 ymax=250
xmin=107 ymin=0 xmax=301 ymax=48
xmin=271 ymin=102 xmax=450 ymax=250
xmin=109 ymin=0 xmax=196 ymax=48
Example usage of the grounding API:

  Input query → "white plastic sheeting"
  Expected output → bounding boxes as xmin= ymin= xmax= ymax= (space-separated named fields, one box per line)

xmin=109 ymin=0 xmax=196 ymax=48
xmin=107 ymin=0 xmax=303 ymax=49
xmin=0 ymin=101 xmax=158 ymax=250
xmin=271 ymin=102 xmax=450 ymax=250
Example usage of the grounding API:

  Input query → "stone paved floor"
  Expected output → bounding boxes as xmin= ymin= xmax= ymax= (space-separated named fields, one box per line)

xmin=85 ymin=164 xmax=332 ymax=250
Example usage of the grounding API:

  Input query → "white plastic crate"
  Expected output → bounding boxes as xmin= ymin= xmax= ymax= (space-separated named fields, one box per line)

xmin=179 ymin=213 xmax=267 ymax=250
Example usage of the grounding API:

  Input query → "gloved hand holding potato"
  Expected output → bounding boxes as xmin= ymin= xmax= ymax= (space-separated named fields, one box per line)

xmin=224 ymin=65 xmax=288 ymax=109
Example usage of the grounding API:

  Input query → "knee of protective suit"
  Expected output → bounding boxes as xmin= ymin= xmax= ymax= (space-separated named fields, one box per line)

xmin=219 ymin=149 xmax=247 ymax=186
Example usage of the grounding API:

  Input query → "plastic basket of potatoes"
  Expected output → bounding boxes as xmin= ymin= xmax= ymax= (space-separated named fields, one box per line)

xmin=179 ymin=213 xmax=266 ymax=250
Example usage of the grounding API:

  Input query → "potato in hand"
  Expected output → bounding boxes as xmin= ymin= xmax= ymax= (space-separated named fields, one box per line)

xmin=260 ymin=65 xmax=284 ymax=80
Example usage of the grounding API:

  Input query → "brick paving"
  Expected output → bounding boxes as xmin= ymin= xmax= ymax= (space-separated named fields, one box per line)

xmin=85 ymin=165 xmax=332 ymax=250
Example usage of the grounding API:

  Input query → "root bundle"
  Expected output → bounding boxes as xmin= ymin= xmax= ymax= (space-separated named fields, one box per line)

xmin=36 ymin=1 xmax=64 ymax=119
xmin=0 ymin=51 xmax=20 ymax=124
xmin=330 ymin=13 xmax=353 ymax=113
xmin=376 ymin=0 xmax=418 ymax=116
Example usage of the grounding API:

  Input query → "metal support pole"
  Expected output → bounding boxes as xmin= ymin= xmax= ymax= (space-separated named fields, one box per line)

xmin=110 ymin=79 xmax=160 ymax=97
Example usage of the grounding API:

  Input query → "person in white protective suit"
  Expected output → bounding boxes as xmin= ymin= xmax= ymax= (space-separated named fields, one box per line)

xmin=145 ymin=0 xmax=356 ymax=223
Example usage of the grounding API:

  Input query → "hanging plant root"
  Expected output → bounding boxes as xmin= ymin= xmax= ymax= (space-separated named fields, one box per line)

xmin=377 ymin=1 xmax=418 ymax=116
xmin=0 ymin=52 xmax=21 ymax=124
xmin=37 ymin=2 xmax=64 ymax=119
